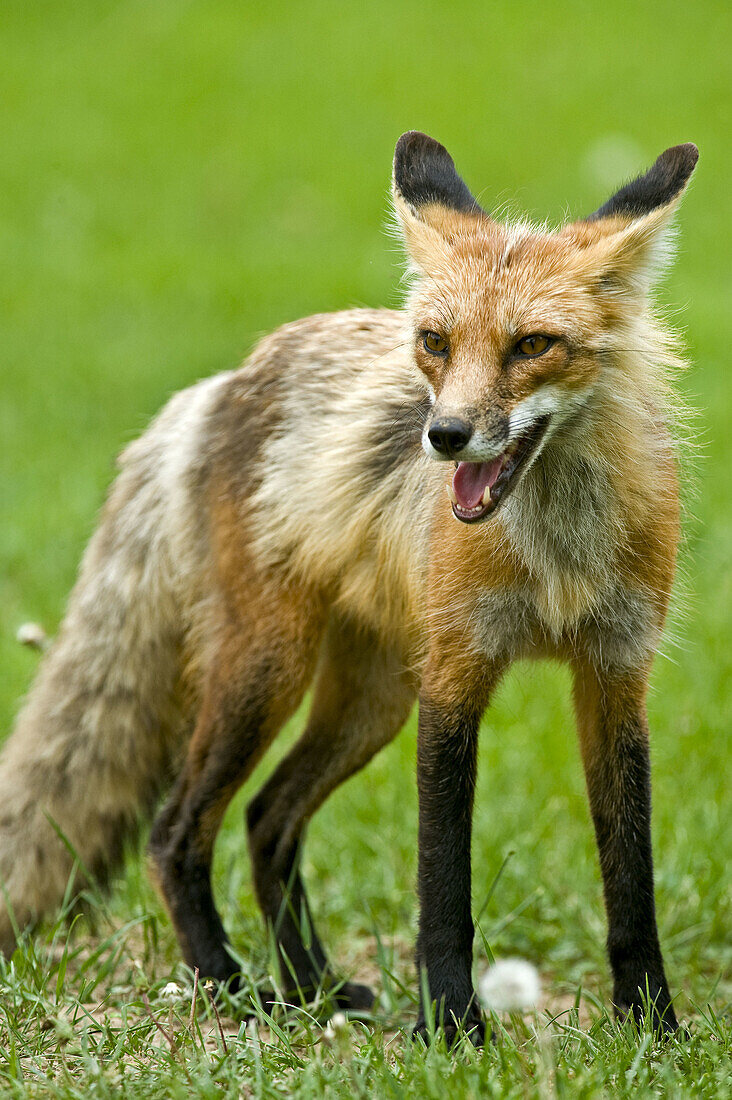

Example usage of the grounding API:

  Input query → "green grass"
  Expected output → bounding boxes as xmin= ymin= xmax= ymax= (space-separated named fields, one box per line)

xmin=1 ymin=1 xmax=730 ymax=1095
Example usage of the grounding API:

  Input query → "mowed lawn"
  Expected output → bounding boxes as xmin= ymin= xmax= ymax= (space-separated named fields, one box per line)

xmin=0 ymin=1 xmax=730 ymax=1095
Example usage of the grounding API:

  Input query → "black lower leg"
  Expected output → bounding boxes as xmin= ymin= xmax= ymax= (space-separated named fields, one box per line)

xmin=591 ymin=733 xmax=677 ymax=1031
xmin=247 ymin=797 xmax=373 ymax=1011
xmin=254 ymin=826 xmax=328 ymax=989
xmin=244 ymin=619 xmax=417 ymax=1015
xmin=148 ymin=675 xmax=281 ymax=989
xmin=414 ymin=695 xmax=484 ymax=1045
xmin=575 ymin=667 xmax=678 ymax=1034
xmin=150 ymin=796 xmax=239 ymax=986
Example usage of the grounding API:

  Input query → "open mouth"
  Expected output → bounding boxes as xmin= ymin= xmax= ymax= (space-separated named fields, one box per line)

xmin=447 ymin=416 xmax=551 ymax=524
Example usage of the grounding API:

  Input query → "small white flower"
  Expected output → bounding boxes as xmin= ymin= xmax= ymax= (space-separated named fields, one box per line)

xmin=160 ymin=981 xmax=182 ymax=1000
xmin=16 ymin=622 xmax=49 ymax=650
xmin=323 ymin=1011 xmax=350 ymax=1044
xmin=479 ymin=958 xmax=541 ymax=1012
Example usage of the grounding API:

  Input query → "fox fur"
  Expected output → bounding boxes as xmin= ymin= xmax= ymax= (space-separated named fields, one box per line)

xmin=0 ymin=132 xmax=697 ymax=1041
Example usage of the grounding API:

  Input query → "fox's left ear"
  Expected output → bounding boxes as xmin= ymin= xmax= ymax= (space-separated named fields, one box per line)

xmin=392 ymin=131 xmax=488 ymax=270
xmin=586 ymin=142 xmax=698 ymax=223
xmin=572 ymin=143 xmax=699 ymax=290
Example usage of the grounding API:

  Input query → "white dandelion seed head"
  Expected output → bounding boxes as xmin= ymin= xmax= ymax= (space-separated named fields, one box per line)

xmin=323 ymin=1010 xmax=349 ymax=1041
xmin=323 ymin=1007 xmax=352 ymax=1042
xmin=16 ymin=622 xmax=48 ymax=650
xmin=479 ymin=958 xmax=541 ymax=1012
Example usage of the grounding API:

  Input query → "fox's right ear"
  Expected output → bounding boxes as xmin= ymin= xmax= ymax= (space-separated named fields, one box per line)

xmin=392 ymin=131 xmax=487 ymax=270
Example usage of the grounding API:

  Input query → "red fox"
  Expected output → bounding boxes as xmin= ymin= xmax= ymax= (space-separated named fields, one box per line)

xmin=0 ymin=132 xmax=697 ymax=1044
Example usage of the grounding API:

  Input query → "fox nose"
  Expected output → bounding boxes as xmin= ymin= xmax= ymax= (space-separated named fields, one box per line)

xmin=427 ymin=417 xmax=473 ymax=456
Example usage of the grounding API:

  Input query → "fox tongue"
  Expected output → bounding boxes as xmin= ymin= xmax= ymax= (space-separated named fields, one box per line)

xmin=452 ymin=459 xmax=503 ymax=510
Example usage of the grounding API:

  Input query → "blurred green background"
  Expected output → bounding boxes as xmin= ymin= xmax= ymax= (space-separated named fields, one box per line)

xmin=0 ymin=0 xmax=729 ymax=1026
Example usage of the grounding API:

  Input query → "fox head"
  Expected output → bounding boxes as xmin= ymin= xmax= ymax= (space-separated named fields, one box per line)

xmin=392 ymin=131 xmax=698 ymax=523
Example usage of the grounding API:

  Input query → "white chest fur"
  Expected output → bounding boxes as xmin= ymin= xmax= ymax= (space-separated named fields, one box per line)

xmin=469 ymin=446 xmax=660 ymax=670
xmin=469 ymin=581 xmax=658 ymax=671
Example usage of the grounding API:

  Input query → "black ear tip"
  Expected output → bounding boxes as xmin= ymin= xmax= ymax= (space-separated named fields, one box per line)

xmin=393 ymin=131 xmax=482 ymax=216
xmin=394 ymin=131 xmax=451 ymax=170
xmin=586 ymin=141 xmax=699 ymax=222
xmin=659 ymin=142 xmax=699 ymax=179
xmin=681 ymin=141 xmax=699 ymax=165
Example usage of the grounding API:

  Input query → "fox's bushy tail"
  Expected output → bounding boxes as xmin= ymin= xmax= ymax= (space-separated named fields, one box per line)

xmin=0 ymin=379 xmax=222 ymax=953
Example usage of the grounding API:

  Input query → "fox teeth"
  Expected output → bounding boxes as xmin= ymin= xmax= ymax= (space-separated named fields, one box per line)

xmin=481 ymin=485 xmax=492 ymax=506
xmin=447 ymin=482 xmax=457 ymax=504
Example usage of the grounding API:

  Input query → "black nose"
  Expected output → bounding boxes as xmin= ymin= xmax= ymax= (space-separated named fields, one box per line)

xmin=427 ymin=417 xmax=473 ymax=456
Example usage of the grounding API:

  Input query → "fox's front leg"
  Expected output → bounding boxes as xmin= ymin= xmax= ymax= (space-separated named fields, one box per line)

xmin=413 ymin=657 xmax=503 ymax=1046
xmin=572 ymin=661 xmax=679 ymax=1034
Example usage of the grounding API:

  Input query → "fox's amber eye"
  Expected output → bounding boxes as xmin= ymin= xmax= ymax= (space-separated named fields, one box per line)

xmin=516 ymin=334 xmax=553 ymax=357
xmin=423 ymin=331 xmax=449 ymax=356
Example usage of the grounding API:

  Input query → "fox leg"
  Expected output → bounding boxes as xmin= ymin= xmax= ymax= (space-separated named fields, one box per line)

xmin=413 ymin=653 xmax=504 ymax=1046
xmin=149 ymin=583 xmax=325 ymax=986
xmin=246 ymin=615 xmax=416 ymax=1010
xmin=572 ymin=660 xmax=679 ymax=1033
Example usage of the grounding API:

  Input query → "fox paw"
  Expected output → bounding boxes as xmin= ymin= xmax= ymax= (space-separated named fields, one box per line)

xmin=615 ymin=997 xmax=680 ymax=1038
xmin=329 ymin=980 xmax=375 ymax=1013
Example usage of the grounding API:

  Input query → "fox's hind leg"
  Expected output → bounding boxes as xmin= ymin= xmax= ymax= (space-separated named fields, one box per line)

xmin=246 ymin=615 xmax=416 ymax=1011
xmin=149 ymin=579 xmax=326 ymax=986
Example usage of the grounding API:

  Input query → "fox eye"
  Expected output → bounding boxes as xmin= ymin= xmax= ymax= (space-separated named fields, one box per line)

xmin=516 ymin=334 xmax=553 ymax=357
xmin=423 ymin=331 xmax=449 ymax=356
